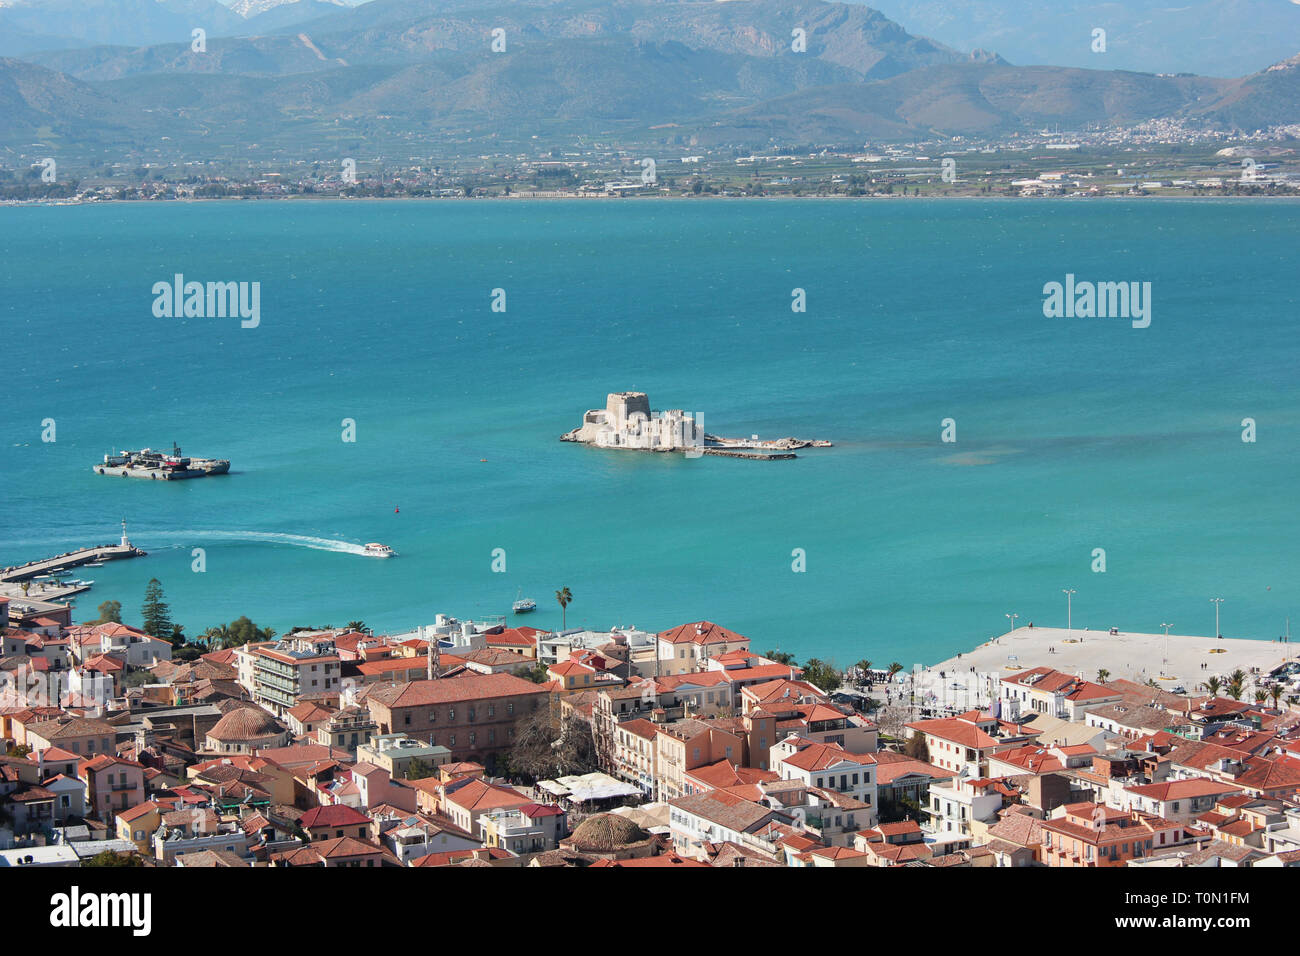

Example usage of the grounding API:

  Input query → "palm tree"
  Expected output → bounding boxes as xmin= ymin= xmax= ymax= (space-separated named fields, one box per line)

xmin=1227 ymin=679 xmax=1244 ymax=701
xmin=555 ymin=587 xmax=573 ymax=630
xmin=345 ymin=620 xmax=367 ymax=634
xmin=887 ymin=662 xmax=904 ymax=680
xmin=1254 ymin=689 xmax=1267 ymax=704
xmin=1229 ymin=668 xmax=1247 ymax=687
xmin=1270 ymin=684 xmax=1284 ymax=709
xmin=1097 ymin=668 xmax=1110 ymax=683
xmin=1206 ymin=675 xmax=1222 ymax=696
xmin=856 ymin=659 xmax=873 ymax=682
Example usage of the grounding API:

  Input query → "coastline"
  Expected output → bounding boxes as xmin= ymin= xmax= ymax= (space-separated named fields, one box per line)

xmin=7 ymin=193 xmax=1300 ymax=208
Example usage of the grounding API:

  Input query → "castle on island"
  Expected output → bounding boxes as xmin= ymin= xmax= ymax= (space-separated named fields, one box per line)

xmin=563 ymin=392 xmax=703 ymax=452
xmin=561 ymin=392 xmax=831 ymax=460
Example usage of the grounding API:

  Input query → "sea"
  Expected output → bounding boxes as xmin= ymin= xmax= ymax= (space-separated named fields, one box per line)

xmin=2 ymin=198 xmax=1298 ymax=667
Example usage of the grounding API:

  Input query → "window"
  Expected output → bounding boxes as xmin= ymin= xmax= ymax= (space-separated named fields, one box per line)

xmin=507 ymin=702 xmax=514 ymax=715
xmin=404 ymin=713 xmax=411 ymax=726
xmin=487 ymin=704 xmax=495 ymax=718
xmin=449 ymin=708 xmax=455 ymax=720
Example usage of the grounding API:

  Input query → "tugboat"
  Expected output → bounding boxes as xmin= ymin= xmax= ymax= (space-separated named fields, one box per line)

xmin=363 ymin=543 xmax=395 ymax=558
xmin=512 ymin=588 xmax=537 ymax=614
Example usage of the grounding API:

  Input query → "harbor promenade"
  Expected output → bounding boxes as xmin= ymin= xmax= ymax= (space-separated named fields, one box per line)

xmin=930 ymin=625 xmax=1294 ymax=690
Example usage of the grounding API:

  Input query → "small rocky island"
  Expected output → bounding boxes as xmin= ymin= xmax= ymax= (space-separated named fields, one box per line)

xmin=561 ymin=392 xmax=831 ymax=460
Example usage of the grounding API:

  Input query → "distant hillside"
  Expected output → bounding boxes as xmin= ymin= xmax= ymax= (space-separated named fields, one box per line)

xmin=22 ymin=0 xmax=984 ymax=81
xmin=695 ymin=64 xmax=1235 ymax=142
xmin=0 ymin=1 xmax=1297 ymax=155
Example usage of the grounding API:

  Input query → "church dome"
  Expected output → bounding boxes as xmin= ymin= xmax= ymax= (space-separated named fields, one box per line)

xmin=567 ymin=813 xmax=649 ymax=852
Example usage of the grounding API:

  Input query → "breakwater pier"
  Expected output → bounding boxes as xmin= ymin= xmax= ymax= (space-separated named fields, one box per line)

xmin=0 ymin=520 xmax=146 ymax=586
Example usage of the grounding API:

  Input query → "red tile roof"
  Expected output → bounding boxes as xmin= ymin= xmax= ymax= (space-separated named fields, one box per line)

xmin=657 ymin=621 xmax=748 ymax=646
xmin=297 ymin=804 xmax=371 ymax=829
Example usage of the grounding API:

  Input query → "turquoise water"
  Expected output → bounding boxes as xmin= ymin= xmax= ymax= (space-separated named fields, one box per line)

xmin=2 ymin=198 xmax=1298 ymax=665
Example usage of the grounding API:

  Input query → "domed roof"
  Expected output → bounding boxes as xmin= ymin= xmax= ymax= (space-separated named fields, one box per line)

xmin=568 ymin=813 xmax=649 ymax=852
xmin=209 ymin=705 xmax=284 ymax=742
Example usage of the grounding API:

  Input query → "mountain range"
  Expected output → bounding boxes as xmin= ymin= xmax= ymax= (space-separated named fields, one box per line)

xmin=0 ymin=0 xmax=1296 ymax=157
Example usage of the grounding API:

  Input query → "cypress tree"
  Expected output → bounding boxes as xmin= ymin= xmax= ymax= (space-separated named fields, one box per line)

xmin=140 ymin=577 xmax=172 ymax=640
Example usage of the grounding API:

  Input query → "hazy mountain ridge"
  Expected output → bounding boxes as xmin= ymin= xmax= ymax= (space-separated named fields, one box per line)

xmin=1 ymin=0 xmax=1297 ymax=154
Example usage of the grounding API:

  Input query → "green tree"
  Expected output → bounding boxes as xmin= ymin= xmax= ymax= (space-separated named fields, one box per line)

xmin=801 ymin=658 xmax=841 ymax=694
xmin=210 ymin=616 xmax=276 ymax=649
xmin=204 ymin=624 xmax=232 ymax=648
xmin=92 ymin=600 xmax=122 ymax=625
xmin=765 ymin=650 xmax=796 ymax=665
xmin=520 ymin=661 xmax=550 ymax=684
xmin=140 ymin=578 xmax=172 ymax=641
xmin=81 ymin=850 xmax=145 ymax=867
xmin=404 ymin=757 xmax=438 ymax=780
xmin=345 ymin=621 xmax=367 ymax=634
xmin=887 ymin=662 xmax=904 ymax=680
xmin=855 ymin=659 xmax=873 ymax=682
xmin=1097 ymin=668 xmax=1111 ymax=683
xmin=1206 ymin=676 xmax=1222 ymax=696
xmin=1270 ymin=684 xmax=1283 ymax=709
xmin=555 ymin=587 xmax=573 ymax=629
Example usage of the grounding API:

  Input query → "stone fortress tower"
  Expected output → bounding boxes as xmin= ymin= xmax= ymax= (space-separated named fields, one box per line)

xmin=605 ymin=391 xmax=652 ymax=429
xmin=566 ymin=391 xmax=702 ymax=451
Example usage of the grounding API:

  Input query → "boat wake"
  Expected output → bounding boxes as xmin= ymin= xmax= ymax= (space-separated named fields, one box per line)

xmin=144 ymin=530 xmax=371 ymax=556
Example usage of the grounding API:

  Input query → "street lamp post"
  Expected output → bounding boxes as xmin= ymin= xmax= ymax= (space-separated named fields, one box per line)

xmin=1161 ymin=622 xmax=1173 ymax=678
xmin=1211 ymin=598 xmax=1224 ymax=638
xmin=1006 ymin=612 xmax=1019 ymax=635
xmin=1062 ymin=588 xmax=1077 ymax=639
